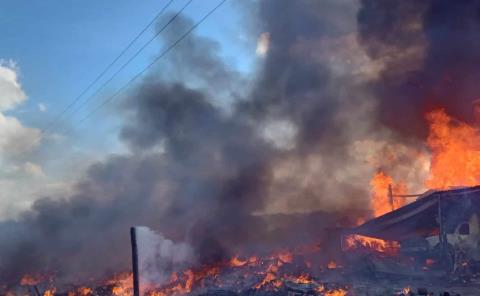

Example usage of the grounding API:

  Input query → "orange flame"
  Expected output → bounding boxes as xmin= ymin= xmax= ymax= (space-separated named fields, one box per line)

xmin=344 ymin=234 xmax=399 ymax=254
xmin=20 ymin=275 xmax=41 ymax=286
xmin=285 ymin=274 xmax=313 ymax=284
xmin=327 ymin=261 xmax=337 ymax=269
xmin=370 ymin=171 xmax=407 ymax=217
xmin=316 ymin=285 xmax=325 ymax=293
xmin=276 ymin=251 xmax=293 ymax=264
xmin=230 ymin=256 xmax=248 ymax=267
xmin=325 ymin=288 xmax=347 ymax=296
xmin=43 ymin=288 xmax=56 ymax=296
xmin=105 ymin=273 xmax=133 ymax=296
xmin=254 ymin=261 xmax=283 ymax=290
xmin=426 ymin=109 xmax=480 ymax=189
xmin=17 ymin=244 xmax=329 ymax=296
xmin=67 ymin=288 xmax=90 ymax=296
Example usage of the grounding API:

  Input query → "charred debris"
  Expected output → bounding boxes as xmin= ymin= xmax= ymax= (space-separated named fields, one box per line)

xmin=10 ymin=186 xmax=480 ymax=296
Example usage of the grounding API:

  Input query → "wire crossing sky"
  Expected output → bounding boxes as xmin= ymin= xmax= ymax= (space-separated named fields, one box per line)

xmin=49 ymin=0 xmax=196 ymax=134
xmin=78 ymin=0 xmax=228 ymax=126
xmin=41 ymin=0 xmax=176 ymax=134
xmin=0 ymin=0 xmax=249 ymax=219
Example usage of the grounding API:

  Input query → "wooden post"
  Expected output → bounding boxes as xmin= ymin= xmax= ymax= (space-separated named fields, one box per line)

xmin=388 ymin=184 xmax=394 ymax=211
xmin=437 ymin=196 xmax=446 ymax=247
xmin=130 ymin=227 xmax=140 ymax=296
xmin=33 ymin=286 xmax=41 ymax=296
xmin=437 ymin=194 xmax=450 ymax=270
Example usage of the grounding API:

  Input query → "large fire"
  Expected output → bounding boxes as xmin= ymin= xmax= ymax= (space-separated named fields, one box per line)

xmin=426 ymin=108 xmax=480 ymax=189
xmin=14 ymin=109 xmax=479 ymax=296
xmin=145 ymin=250 xmax=349 ymax=296
xmin=369 ymin=108 xmax=480 ymax=218
xmin=17 ymin=245 xmax=350 ymax=296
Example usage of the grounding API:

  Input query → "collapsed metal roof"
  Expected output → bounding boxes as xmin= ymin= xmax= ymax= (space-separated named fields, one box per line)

xmin=347 ymin=186 xmax=480 ymax=241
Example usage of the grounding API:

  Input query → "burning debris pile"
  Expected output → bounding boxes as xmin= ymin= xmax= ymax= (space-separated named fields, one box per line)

xmin=13 ymin=184 xmax=480 ymax=296
xmin=11 ymin=220 xmax=352 ymax=296
xmin=16 ymin=242 xmax=349 ymax=295
xmin=141 ymin=250 xmax=346 ymax=296
xmin=14 ymin=223 xmax=480 ymax=296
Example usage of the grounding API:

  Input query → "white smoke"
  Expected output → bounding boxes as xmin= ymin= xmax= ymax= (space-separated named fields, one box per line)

xmin=135 ymin=226 xmax=194 ymax=291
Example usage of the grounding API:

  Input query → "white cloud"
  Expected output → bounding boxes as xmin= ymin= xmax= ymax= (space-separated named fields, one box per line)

xmin=0 ymin=60 xmax=27 ymax=111
xmin=0 ymin=113 xmax=41 ymax=158
xmin=0 ymin=60 xmax=46 ymax=219
xmin=38 ymin=103 xmax=47 ymax=112
xmin=0 ymin=61 xmax=41 ymax=159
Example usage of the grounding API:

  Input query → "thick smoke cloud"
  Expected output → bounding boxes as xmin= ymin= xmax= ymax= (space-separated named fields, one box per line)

xmin=0 ymin=10 xmax=277 ymax=285
xmin=358 ymin=0 xmax=480 ymax=138
xmin=241 ymin=1 xmax=353 ymax=147
xmin=241 ymin=0 xmax=384 ymax=212
xmin=1 ymin=0 xmax=453 ymax=287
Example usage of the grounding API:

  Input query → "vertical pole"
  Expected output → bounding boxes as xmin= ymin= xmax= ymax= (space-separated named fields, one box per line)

xmin=437 ymin=196 xmax=446 ymax=249
xmin=438 ymin=196 xmax=443 ymax=243
xmin=130 ymin=227 xmax=140 ymax=296
xmin=437 ymin=195 xmax=452 ymax=270
xmin=388 ymin=184 xmax=394 ymax=211
xmin=33 ymin=286 xmax=41 ymax=296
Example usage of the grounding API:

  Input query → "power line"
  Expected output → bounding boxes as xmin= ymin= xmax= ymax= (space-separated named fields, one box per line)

xmin=54 ymin=0 xmax=194 ymax=132
xmin=42 ymin=0 xmax=175 ymax=133
xmin=77 ymin=0 xmax=227 ymax=126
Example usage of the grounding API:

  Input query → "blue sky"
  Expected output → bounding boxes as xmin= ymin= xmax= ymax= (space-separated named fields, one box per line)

xmin=0 ymin=0 xmax=257 ymax=218
xmin=2 ymin=0 xmax=251 ymax=131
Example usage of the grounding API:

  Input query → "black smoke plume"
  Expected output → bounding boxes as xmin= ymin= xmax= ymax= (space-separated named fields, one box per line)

xmin=358 ymin=0 xmax=480 ymax=138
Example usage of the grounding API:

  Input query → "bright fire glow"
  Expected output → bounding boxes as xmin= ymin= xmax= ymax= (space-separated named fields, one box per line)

xmin=325 ymin=289 xmax=347 ymax=296
xmin=369 ymin=109 xmax=480 ymax=216
xmin=426 ymin=108 xmax=480 ymax=189
xmin=327 ymin=261 xmax=337 ymax=269
xmin=20 ymin=275 xmax=41 ymax=286
xmin=15 ymin=245 xmax=349 ymax=296
xmin=370 ymin=171 xmax=407 ymax=217
xmin=344 ymin=234 xmax=400 ymax=254
xmin=43 ymin=288 xmax=56 ymax=296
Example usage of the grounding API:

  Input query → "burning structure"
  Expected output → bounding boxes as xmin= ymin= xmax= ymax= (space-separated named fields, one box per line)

xmin=4 ymin=0 xmax=480 ymax=295
xmin=345 ymin=186 xmax=480 ymax=278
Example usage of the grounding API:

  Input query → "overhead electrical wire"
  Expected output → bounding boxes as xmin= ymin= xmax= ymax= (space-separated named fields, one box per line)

xmin=42 ymin=0 xmax=175 ymax=133
xmin=76 ymin=0 xmax=228 ymax=126
xmin=63 ymin=0 xmax=195 ymax=127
